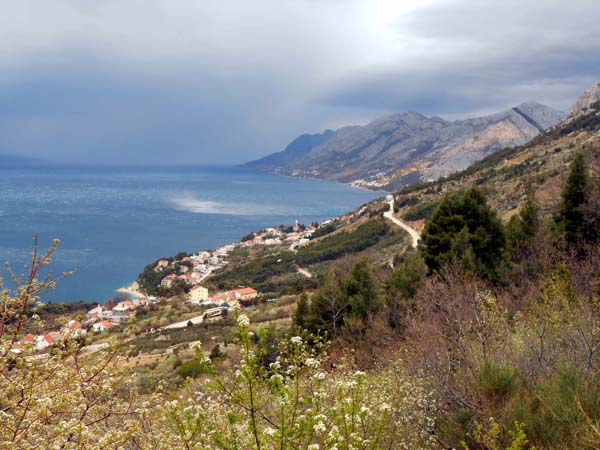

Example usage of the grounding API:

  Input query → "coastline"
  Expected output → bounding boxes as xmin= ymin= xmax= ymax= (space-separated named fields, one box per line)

xmin=240 ymin=164 xmax=390 ymax=194
xmin=116 ymin=282 xmax=147 ymax=299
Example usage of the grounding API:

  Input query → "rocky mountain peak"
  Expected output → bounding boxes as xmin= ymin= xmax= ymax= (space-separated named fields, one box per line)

xmin=564 ymin=80 xmax=600 ymax=122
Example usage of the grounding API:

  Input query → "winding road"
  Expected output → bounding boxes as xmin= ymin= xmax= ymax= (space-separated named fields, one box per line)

xmin=383 ymin=196 xmax=421 ymax=248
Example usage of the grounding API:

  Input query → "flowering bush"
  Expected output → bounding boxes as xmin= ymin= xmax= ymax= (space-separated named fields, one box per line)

xmin=1 ymin=240 xmax=440 ymax=449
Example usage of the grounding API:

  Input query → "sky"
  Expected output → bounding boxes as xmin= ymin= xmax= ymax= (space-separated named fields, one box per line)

xmin=1 ymin=0 xmax=599 ymax=165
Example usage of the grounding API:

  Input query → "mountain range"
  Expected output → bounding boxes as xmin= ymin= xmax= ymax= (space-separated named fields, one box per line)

xmin=247 ymin=100 xmax=566 ymax=191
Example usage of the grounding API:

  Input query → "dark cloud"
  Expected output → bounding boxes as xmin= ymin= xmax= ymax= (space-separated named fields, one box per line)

xmin=322 ymin=0 xmax=600 ymax=116
xmin=0 ymin=1 xmax=598 ymax=164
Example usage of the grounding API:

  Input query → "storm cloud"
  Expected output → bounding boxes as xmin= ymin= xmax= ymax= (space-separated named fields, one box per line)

xmin=0 ymin=0 xmax=598 ymax=164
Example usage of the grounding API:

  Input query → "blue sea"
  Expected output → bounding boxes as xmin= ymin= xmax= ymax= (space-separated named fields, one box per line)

xmin=0 ymin=166 xmax=379 ymax=302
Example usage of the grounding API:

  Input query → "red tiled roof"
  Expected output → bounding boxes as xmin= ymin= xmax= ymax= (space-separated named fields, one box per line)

xmin=235 ymin=287 xmax=257 ymax=295
xmin=98 ymin=320 xmax=117 ymax=327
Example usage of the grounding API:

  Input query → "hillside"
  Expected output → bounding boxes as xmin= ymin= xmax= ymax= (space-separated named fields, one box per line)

xmin=203 ymin=201 xmax=409 ymax=296
xmin=247 ymin=101 xmax=564 ymax=191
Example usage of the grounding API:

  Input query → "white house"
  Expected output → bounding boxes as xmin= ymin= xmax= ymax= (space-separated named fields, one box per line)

xmin=161 ymin=274 xmax=177 ymax=288
xmin=86 ymin=305 xmax=113 ymax=320
xmin=112 ymin=301 xmax=135 ymax=323
xmin=93 ymin=320 xmax=117 ymax=332
xmin=35 ymin=335 xmax=52 ymax=351
xmin=62 ymin=320 xmax=87 ymax=337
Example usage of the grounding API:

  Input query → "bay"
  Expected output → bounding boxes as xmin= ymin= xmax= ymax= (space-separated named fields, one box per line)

xmin=0 ymin=165 xmax=379 ymax=302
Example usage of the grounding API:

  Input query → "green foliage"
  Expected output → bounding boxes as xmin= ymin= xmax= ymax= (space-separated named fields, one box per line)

xmin=420 ymin=187 xmax=506 ymax=281
xmin=296 ymin=219 xmax=389 ymax=265
xmin=389 ymin=250 xmax=426 ymax=300
xmin=555 ymin=152 xmax=598 ymax=248
xmin=138 ymin=261 xmax=175 ymax=295
xmin=479 ymin=360 xmax=517 ymax=401
xmin=344 ymin=258 xmax=382 ymax=319
xmin=208 ymin=219 xmax=388 ymax=296
xmin=505 ymin=192 xmax=541 ymax=261
xmin=462 ymin=419 xmax=532 ymax=450
xmin=309 ymin=272 xmax=349 ymax=337
xmin=387 ymin=251 xmax=426 ymax=329
xmin=292 ymin=293 xmax=311 ymax=330
xmin=507 ymin=367 xmax=600 ymax=449
xmin=305 ymin=259 xmax=383 ymax=336
xmin=310 ymin=222 xmax=338 ymax=239
xmin=176 ymin=359 xmax=209 ymax=379
xmin=403 ymin=200 xmax=439 ymax=221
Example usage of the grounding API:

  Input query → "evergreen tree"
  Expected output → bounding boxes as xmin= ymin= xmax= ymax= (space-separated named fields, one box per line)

xmin=420 ymin=187 xmax=505 ymax=281
xmin=343 ymin=258 xmax=382 ymax=319
xmin=292 ymin=293 xmax=311 ymax=330
xmin=555 ymin=152 xmax=596 ymax=247
xmin=388 ymin=250 xmax=426 ymax=300
xmin=310 ymin=273 xmax=350 ymax=337
xmin=506 ymin=191 xmax=541 ymax=260
xmin=387 ymin=250 xmax=426 ymax=329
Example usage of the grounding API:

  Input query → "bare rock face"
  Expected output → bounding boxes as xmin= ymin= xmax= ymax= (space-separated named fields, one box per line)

xmin=564 ymin=80 xmax=600 ymax=123
xmin=247 ymin=102 xmax=564 ymax=191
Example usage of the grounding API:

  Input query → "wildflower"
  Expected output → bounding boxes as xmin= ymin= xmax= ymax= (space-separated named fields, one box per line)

xmin=307 ymin=444 xmax=319 ymax=450
xmin=379 ymin=402 xmax=392 ymax=412
xmin=305 ymin=357 xmax=320 ymax=368
xmin=291 ymin=336 xmax=302 ymax=345
xmin=237 ymin=315 xmax=250 ymax=328
xmin=313 ymin=421 xmax=326 ymax=433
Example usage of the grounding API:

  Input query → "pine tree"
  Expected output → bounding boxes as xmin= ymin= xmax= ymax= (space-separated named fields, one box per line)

xmin=387 ymin=250 xmax=426 ymax=329
xmin=343 ymin=258 xmax=382 ymax=319
xmin=420 ymin=187 xmax=505 ymax=281
xmin=555 ymin=152 xmax=595 ymax=247
xmin=388 ymin=250 xmax=426 ymax=300
xmin=310 ymin=273 xmax=349 ymax=337
xmin=506 ymin=191 xmax=541 ymax=260
xmin=292 ymin=293 xmax=311 ymax=330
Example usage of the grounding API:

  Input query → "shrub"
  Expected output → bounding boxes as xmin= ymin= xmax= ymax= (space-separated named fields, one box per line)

xmin=176 ymin=359 xmax=209 ymax=379
xmin=479 ymin=360 xmax=517 ymax=401
xmin=403 ymin=200 xmax=439 ymax=221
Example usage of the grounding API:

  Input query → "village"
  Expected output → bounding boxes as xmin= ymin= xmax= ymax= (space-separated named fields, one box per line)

xmin=10 ymin=219 xmax=325 ymax=353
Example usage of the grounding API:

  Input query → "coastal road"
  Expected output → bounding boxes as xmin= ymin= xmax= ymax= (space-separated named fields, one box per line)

xmin=162 ymin=314 xmax=205 ymax=330
xmin=383 ymin=197 xmax=421 ymax=249
xmin=83 ymin=342 xmax=110 ymax=354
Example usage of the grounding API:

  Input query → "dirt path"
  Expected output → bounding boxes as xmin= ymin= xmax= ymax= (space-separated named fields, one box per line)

xmin=297 ymin=267 xmax=312 ymax=278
